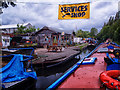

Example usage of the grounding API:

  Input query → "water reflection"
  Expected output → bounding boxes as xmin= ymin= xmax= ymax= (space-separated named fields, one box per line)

xmin=80 ymin=49 xmax=90 ymax=59
xmin=36 ymin=73 xmax=62 ymax=89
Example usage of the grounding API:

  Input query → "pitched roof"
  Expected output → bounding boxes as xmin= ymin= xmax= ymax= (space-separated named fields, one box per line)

xmin=0 ymin=23 xmax=31 ymax=29
xmin=47 ymin=26 xmax=72 ymax=34
xmin=35 ymin=26 xmax=72 ymax=34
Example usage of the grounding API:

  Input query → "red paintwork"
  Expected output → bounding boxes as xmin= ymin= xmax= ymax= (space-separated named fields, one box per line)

xmin=58 ymin=43 xmax=108 ymax=89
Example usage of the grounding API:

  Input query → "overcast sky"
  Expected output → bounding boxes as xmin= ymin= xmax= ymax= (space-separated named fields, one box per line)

xmin=1 ymin=0 xmax=119 ymax=33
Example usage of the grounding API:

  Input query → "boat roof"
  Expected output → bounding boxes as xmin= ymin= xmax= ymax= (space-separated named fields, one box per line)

xmin=49 ymin=43 xmax=120 ymax=89
xmin=58 ymin=43 xmax=107 ymax=88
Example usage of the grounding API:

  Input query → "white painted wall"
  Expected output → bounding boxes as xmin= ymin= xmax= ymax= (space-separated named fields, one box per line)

xmin=22 ymin=36 xmax=30 ymax=40
xmin=2 ymin=35 xmax=10 ymax=48
xmin=74 ymin=37 xmax=82 ymax=43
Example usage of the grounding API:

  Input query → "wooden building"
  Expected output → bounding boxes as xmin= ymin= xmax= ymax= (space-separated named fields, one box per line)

xmin=34 ymin=26 xmax=73 ymax=48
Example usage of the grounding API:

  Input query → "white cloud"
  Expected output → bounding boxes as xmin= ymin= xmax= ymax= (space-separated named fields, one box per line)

xmin=1 ymin=1 xmax=119 ymax=33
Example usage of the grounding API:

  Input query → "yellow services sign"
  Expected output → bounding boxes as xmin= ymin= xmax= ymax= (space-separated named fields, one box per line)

xmin=58 ymin=2 xmax=90 ymax=20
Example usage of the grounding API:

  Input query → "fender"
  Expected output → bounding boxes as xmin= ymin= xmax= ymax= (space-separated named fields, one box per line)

xmin=100 ymin=70 xmax=120 ymax=89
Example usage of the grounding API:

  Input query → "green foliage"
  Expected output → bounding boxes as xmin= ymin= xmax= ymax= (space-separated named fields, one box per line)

xmin=97 ymin=26 xmax=110 ymax=41
xmin=76 ymin=29 xmax=83 ymax=37
xmin=17 ymin=24 xmax=26 ymax=34
xmin=107 ymin=16 xmax=114 ymax=26
xmin=79 ymin=43 xmax=88 ymax=50
xmin=96 ymin=11 xmax=120 ymax=43
xmin=37 ymin=28 xmax=40 ymax=31
xmin=113 ymin=26 xmax=120 ymax=41
xmin=76 ymin=29 xmax=90 ymax=38
xmin=25 ymin=26 xmax=36 ymax=33
xmin=90 ymin=28 xmax=98 ymax=37
xmin=15 ymin=24 xmax=36 ymax=35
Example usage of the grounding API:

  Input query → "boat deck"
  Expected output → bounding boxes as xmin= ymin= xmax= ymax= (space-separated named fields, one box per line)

xmin=2 ymin=79 xmax=25 ymax=88
xmin=58 ymin=43 xmax=108 ymax=89
xmin=2 ymin=77 xmax=36 ymax=89
xmin=33 ymin=46 xmax=81 ymax=64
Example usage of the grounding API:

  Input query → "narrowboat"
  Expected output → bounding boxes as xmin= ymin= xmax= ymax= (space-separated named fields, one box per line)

xmin=47 ymin=41 xmax=120 ymax=89
xmin=86 ymin=38 xmax=97 ymax=47
xmin=1 ymin=48 xmax=37 ymax=89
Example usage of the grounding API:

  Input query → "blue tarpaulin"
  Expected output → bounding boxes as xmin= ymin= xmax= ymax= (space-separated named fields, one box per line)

xmin=106 ymin=64 xmax=120 ymax=71
xmin=0 ymin=54 xmax=37 ymax=83
xmin=106 ymin=53 xmax=120 ymax=64
xmin=107 ymin=45 xmax=114 ymax=49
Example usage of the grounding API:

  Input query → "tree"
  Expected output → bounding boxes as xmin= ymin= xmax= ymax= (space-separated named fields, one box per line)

xmin=25 ymin=26 xmax=36 ymax=33
xmin=96 ymin=12 xmax=120 ymax=43
xmin=15 ymin=24 xmax=37 ymax=35
xmin=107 ymin=16 xmax=114 ymax=26
xmin=90 ymin=28 xmax=98 ymax=37
xmin=114 ymin=28 xmax=119 ymax=42
xmin=84 ymin=31 xmax=90 ymax=38
xmin=76 ymin=29 xmax=84 ymax=37
xmin=0 ymin=1 xmax=16 ymax=15
xmin=115 ymin=11 xmax=120 ymax=21
xmin=76 ymin=29 xmax=90 ymax=38
xmin=37 ymin=27 xmax=40 ymax=31
xmin=72 ymin=31 xmax=76 ymax=36
xmin=96 ymin=26 xmax=110 ymax=42
xmin=17 ymin=24 xmax=26 ymax=35
xmin=113 ymin=25 xmax=120 ymax=41
xmin=1 ymin=1 xmax=16 ymax=8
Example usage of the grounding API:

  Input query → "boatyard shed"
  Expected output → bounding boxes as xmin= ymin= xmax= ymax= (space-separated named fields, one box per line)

xmin=35 ymin=26 xmax=73 ymax=47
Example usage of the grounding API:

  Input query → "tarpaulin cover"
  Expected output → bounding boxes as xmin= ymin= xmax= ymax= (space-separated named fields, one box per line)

xmin=106 ymin=64 xmax=120 ymax=71
xmin=107 ymin=45 xmax=114 ymax=49
xmin=106 ymin=53 xmax=120 ymax=63
xmin=0 ymin=54 xmax=37 ymax=83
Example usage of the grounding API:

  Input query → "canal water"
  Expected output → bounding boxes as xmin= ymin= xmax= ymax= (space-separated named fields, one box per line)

xmin=34 ymin=47 xmax=94 ymax=89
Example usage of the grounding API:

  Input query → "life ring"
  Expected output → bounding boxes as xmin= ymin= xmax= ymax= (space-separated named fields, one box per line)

xmin=100 ymin=70 xmax=120 ymax=89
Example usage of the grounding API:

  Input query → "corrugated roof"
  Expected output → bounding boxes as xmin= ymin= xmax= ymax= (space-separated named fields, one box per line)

xmin=0 ymin=23 xmax=30 ymax=29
